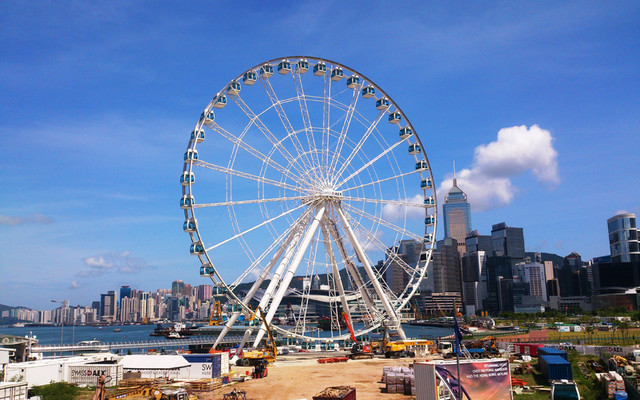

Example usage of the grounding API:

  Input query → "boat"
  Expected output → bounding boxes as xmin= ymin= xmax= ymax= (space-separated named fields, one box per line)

xmin=113 ymin=328 xmax=122 ymax=332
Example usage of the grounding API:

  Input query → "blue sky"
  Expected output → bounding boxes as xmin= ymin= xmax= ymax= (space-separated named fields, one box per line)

xmin=1 ymin=1 xmax=638 ymax=309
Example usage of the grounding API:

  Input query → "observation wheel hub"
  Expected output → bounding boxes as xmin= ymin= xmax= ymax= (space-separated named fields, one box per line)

xmin=302 ymin=188 xmax=343 ymax=206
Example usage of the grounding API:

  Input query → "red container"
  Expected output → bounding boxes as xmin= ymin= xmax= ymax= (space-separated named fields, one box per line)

xmin=513 ymin=343 xmax=543 ymax=356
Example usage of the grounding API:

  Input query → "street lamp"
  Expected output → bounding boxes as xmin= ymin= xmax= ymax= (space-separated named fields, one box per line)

xmin=51 ymin=299 xmax=65 ymax=355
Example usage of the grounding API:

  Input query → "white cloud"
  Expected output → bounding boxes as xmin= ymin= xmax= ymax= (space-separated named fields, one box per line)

xmin=382 ymin=194 xmax=426 ymax=221
xmin=69 ymin=281 xmax=81 ymax=289
xmin=0 ymin=214 xmax=54 ymax=226
xmin=438 ymin=125 xmax=559 ymax=211
xmin=78 ymin=251 xmax=154 ymax=277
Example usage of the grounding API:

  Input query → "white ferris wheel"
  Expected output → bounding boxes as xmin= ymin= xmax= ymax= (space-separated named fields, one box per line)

xmin=181 ymin=57 xmax=437 ymax=346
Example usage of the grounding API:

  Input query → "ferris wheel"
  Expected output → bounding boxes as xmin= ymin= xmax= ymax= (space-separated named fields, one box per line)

xmin=181 ymin=57 xmax=437 ymax=346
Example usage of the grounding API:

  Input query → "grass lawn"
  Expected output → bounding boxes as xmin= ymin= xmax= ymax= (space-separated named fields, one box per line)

xmin=512 ymin=353 xmax=602 ymax=400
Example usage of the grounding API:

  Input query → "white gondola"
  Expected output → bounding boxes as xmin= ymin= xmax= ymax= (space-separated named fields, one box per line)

xmin=408 ymin=144 xmax=421 ymax=155
xmin=296 ymin=59 xmax=309 ymax=73
xmin=180 ymin=171 xmax=195 ymax=186
xmin=376 ymin=97 xmax=390 ymax=110
xmin=180 ymin=195 xmax=194 ymax=209
xmin=191 ymin=129 xmax=205 ymax=143
xmin=424 ymin=196 xmax=435 ymax=206
xmin=200 ymin=263 xmax=214 ymax=277
xmin=183 ymin=218 xmax=197 ymax=232
xmin=362 ymin=85 xmax=375 ymax=98
xmin=213 ymin=94 xmax=227 ymax=109
xmin=278 ymin=60 xmax=291 ymax=74
xmin=313 ymin=62 xmax=327 ymax=76
xmin=190 ymin=241 xmax=205 ymax=255
xmin=330 ymin=67 xmax=344 ymax=81
xmin=199 ymin=110 xmax=214 ymax=124
xmin=227 ymin=82 xmax=241 ymax=95
xmin=400 ymin=127 xmax=413 ymax=140
xmin=260 ymin=64 xmax=274 ymax=78
xmin=388 ymin=111 xmax=402 ymax=124
xmin=347 ymin=75 xmax=360 ymax=89
xmin=424 ymin=216 xmax=435 ymax=226
xmin=420 ymin=178 xmax=432 ymax=189
xmin=415 ymin=160 xmax=428 ymax=171
xmin=243 ymin=71 xmax=257 ymax=85
xmin=424 ymin=234 xmax=433 ymax=244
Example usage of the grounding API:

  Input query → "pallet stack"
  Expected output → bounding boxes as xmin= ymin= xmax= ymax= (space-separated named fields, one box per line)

xmin=382 ymin=366 xmax=415 ymax=395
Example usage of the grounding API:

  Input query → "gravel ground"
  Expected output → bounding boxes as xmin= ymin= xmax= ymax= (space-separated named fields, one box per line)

xmin=210 ymin=351 xmax=439 ymax=400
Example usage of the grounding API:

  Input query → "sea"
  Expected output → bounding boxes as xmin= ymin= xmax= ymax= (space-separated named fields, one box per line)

xmin=0 ymin=323 xmax=453 ymax=347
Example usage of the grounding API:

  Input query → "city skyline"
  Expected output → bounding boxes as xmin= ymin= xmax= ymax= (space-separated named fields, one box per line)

xmin=1 ymin=2 xmax=638 ymax=309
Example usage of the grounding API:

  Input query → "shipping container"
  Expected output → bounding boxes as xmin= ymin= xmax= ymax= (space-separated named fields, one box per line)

xmin=538 ymin=347 xmax=568 ymax=360
xmin=67 ymin=363 xmax=122 ymax=387
xmin=539 ymin=355 xmax=573 ymax=382
xmin=182 ymin=353 xmax=228 ymax=378
xmin=513 ymin=343 xmax=543 ymax=356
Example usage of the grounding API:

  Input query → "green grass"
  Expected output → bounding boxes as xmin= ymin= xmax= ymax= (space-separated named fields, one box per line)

xmin=512 ymin=353 xmax=603 ymax=400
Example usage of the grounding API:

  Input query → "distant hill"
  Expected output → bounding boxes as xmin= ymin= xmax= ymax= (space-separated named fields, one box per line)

xmin=0 ymin=303 xmax=33 ymax=325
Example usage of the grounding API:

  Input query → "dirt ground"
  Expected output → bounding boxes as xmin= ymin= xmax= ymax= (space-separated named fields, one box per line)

xmin=210 ymin=352 xmax=435 ymax=400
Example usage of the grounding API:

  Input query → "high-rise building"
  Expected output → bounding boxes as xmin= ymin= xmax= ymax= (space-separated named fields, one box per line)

xmin=100 ymin=291 xmax=116 ymax=322
xmin=461 ymin=250 xmax=488 ymax=315
xmin=197 ymin=285 xmax=213 ymax=302
xmin=172 ymin=280 xmax=185 ymax=297
xmin=119 ymin=286 xmax=131 ymax=304
xmin=442 ymin=176 xmax=471 ymax=254
xmin=385 ymin=240 xmax=425 ymax=295
xmin=432 ymin=238 xmax=462 ymax=294
xmin=465 ymin=230 xmax=493 ymax=254
xmin=491 ymin=222 xmax=525 ymax=260
xmin=608 ymin=213 xmax=640 ymax=263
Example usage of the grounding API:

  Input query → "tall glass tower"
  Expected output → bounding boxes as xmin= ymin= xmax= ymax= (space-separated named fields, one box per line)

xmin=442 ymin=175 xmax=471 ymax=254
xmin=607 ymin=213 xmax=639 ymax=263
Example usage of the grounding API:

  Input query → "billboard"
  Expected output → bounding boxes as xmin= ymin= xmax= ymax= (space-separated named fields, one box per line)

xmin=415 ymin=359 xmax=512 ymax=400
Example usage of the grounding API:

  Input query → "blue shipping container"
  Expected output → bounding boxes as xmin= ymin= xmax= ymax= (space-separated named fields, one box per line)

xmin=183 ymin=354 xmax=223 ymax=378
xmin=539 ymin=355 xmax=573 ymax=381
xmin=538 ymin=347 xmax=568 ymax=360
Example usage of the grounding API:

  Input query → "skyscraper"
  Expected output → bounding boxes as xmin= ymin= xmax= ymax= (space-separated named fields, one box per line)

xmin=442 ymin=175 xmax=471 ymax=254
xmin=491 ymin=222 xmax=525 ymax=260
xmin=607 ymin=213 xmax=639 ymax=263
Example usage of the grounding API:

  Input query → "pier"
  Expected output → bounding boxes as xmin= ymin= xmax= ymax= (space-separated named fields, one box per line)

xmin=30 ymin=335 xmax=255 ymax=354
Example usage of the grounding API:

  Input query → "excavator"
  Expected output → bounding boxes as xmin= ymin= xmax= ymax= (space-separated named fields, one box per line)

xmin=342 ymin=312 xmax=374 ymax=360
xmin=235 ymin=305 xmax=278 ymax=367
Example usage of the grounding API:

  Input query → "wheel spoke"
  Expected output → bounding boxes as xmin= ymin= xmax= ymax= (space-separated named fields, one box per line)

xmin=196 ymin=160 xmax=305 ymax=193
xmin=206 ymin=203 xmax=306 ymax=252
xmin=329 ymin=85 xmax=360 ymax=177
xmin=342 ymin=202 xmax=424 ymax=242
xmin=341 ymin=169 xmax=420 ymax=193
xmin=206 ymin=120 xmax=305 ymax=186
xmin=196 ymin=195 xmax=307 ymax=208
xmin=336 ymin=139 xmax=405 ymax=188
xmin=291 ymin=70 xmax=323 ymax=179
xmin=333 ymin=109 xmax=386 ymax=180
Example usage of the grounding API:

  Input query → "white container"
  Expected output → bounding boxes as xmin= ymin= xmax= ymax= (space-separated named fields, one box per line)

xmin=67 ymin=364 xmax=122 ymax=387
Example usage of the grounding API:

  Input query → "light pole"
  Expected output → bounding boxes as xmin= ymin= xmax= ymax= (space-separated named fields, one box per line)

xmin=51 ymin=299 xmax=65 ymax=355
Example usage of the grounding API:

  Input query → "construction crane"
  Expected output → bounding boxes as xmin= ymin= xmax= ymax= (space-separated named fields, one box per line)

xmin=208 ymin=300 xmax=223 ymax=326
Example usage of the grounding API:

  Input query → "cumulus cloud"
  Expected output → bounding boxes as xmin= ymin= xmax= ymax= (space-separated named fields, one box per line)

xmin=69 ymin=281 xmax=81 ymax=289
xmin=77 ymin=251 xmax=154 ymax=277
xmin=381 ymin=194 xmax=426 ymax=221
xmin=0 ymin=214 xmax=54 ymax=226
xmin=438 ymin=125 xmax=559 ymax=211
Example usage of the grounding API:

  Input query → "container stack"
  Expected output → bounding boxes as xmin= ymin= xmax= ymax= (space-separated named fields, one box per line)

xmin=537 ymin=347 xmax=569 ymax=360
xmin=382 ymin=366 xmax=415 ymax=395
xmin=539 ymin=355 xmax=573 ymax=382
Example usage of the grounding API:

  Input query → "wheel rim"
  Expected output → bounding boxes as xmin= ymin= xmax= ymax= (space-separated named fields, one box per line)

xmin=182 ymin=57 xmax=437 ymax=343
